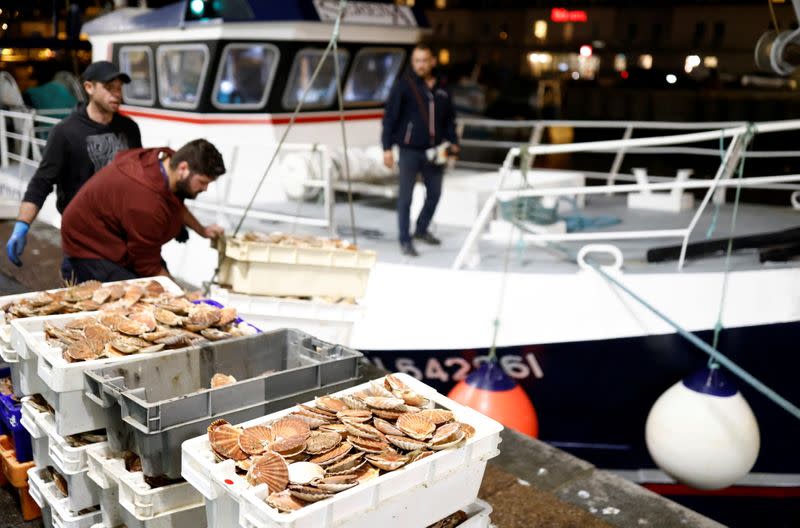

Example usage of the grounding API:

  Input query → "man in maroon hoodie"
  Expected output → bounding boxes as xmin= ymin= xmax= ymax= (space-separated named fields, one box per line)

xmin=61 ymin=139 xmax=226 ymax=282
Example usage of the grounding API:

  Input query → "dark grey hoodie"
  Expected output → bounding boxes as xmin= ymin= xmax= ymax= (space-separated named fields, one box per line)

xmin=22 ymin=103 xmax=141 ymax=213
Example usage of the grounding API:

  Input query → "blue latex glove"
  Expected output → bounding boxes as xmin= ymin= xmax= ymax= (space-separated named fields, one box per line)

xmin=6 ymin=221 xmax=29 ymax=267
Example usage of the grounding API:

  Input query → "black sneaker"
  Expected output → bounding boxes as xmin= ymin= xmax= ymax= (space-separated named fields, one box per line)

xmin=413 ymin=232 xmax=441 ymax=246
xmin=400 ymin=242 xmax=419 ymax=257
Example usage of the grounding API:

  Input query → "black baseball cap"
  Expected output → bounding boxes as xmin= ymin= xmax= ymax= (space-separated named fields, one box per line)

xmin=81 ymin=61 xmax=131 ymax=84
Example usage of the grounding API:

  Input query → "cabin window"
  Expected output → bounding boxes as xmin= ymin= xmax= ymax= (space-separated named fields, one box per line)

xmin=212 ymin=43 xmax=279 ymax=109
xmin=344 ymin=48 xmax=406 ymax=106
xmin=282 ymin=48 xmax=350 ymax=110
xmin=156 ymin=44 xmax=210 ymax=109
xmin=119 ymin=46 xmax=154 ymax=105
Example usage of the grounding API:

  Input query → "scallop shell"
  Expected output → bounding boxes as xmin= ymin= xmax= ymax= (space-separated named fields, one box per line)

xmin=458 ymin=423 xmax=476 ymax=439
xmin=144 ymin=280 xmax=165 ymax=295
xmin=289 ymin=412 xmax=328 ymax=430
xmin=353 ymin=465 xmax=381 ymax=484
xmin=365 ymin=452 xmax=408 ymax=471
xmin=121 ymin=286 xmax=143 ymax=307
xmin=305 ymin=431 xmax=342 ymax=455
xmin=372 ymin=418 xmax=404 ymax=436
xmin=370 ymin=408 xmax=405 ymax=421
xmin=107 ymin=284 xmax=125 ymax=300
xmin=154 ymin=308 xmax=180 ymax=326
xmin=271 ymin=417 xmax=311 ymax=442
xmin=340 ymin=394 xmax=368 ymax=410
xmin=363 ymin=396 xmax=406 ymax=410
xmin=73 ymin=300 xmax=101 ymax=312
xmin=238 ymin=425 xmax=274 ymax=455
xmin=407 ymin=449 xmax=434 ymax=463
xmin=270 ymin=435 xmax=307 ymax=457
xmin=347 ymin=435 xmax=390 ymax=454
xmin=84 ymin=324 xmax=114 ymax=342
xmin=369 ymin=380 xmax=395 ymax=398
xmin=318 ymin=423 xmax=348 ymax=437
xmin=266 ymin=490 xmax=305 ymax=513
xmin=299 ymin=404 xmax=337 ymax=419
xmin=336 ymin=409 xmax=372 ymax=423
xmin=384 ymin=374 xmax=409 ymax=392
xmin=430 ymin=422 xmax=462 ymax=445
xmin=287 ymin=462 xmax=325 ymax=485
xmin=211 ymin=373 xmax=237 ymax=388
xmin=117 ymin=318 xmax=150 ymax=336
xmin=315 ymin=396 xmax=348 ymax=414
xmin=207 ymin=418 xmax=229 ymax=435
xmin=325 ymin=452 xmax=366 ymax=475
xmin=417 ymin=409 xmax=454 ymax=426
xmin=312 ymin=475 xmax=358 ymax=493
xmin=396 ymin=413 xmax=435 ymax=441
xmin=429 ymin=430 xmax=465 ymax=450
xmin=201 ymin=328 xmax=232 ymax=341
xmin=140 ymin=343 xmax=166 ymax=354
xmin=247 ymin=452 xmax=289 ymax=493
xmin=128 ymin=310 xmax=157 ymax=332
xmin=189 ymin=305 xmax=221 ymax=327
xmin=342 ymin=420 xmax=383 ymax=441
xmin=209 ymin=423 xmax=248 ymax=461
xmin=307 ymin=442 xmax=353 ymax=466
xmin=65 ymin=340 xmax=103 ymax=361
xmin=218 ymin=307 xmax=238 ymax=326
xmin=397 ymin=390 xmax=429 ymax=408
xmin=65 ymin=316 xmax=96 ymax=330
xmin=288 ymin=484 xmax=333 ymax=503
xmin=385 ymin=434 xmax=429 ymax=452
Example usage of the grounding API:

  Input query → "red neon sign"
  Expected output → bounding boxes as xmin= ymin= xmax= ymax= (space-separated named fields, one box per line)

xmin=550 ymin=8 xmax=588 ymax=23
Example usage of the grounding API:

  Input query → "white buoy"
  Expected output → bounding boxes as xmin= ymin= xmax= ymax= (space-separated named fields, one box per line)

xmin=645 ymin=367 xmax=760 ymax=490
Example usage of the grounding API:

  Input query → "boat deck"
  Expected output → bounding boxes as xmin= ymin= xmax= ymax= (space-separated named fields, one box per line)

xmin=197 ymin=191 xmax=800 ymax=275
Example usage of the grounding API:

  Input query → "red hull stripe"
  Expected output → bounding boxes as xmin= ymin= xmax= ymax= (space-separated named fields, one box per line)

xmin=643 ymin=483 xmax=800 ymax=498
xmin=120 ymin=108 xmax=384 ymax=125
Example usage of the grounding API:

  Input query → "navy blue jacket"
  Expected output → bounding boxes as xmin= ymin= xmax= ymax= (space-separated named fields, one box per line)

xmin=381 ymin=71 xmax=458 ymax=151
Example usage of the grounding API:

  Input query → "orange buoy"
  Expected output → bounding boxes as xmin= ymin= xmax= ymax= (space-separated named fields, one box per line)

xmin=448 ymin=360 xmax=538 ymax=437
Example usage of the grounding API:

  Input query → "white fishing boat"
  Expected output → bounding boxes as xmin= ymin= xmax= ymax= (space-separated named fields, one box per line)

xmin=0 ymin=0 xmax=798 ymax=516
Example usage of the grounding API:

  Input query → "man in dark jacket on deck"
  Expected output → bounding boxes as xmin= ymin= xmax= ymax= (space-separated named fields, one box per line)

xmin=6 ymin=61 xmax=141 ymax=272
xmin=381 ymin=44 xmax=460 ymax=257
xmin=60 ymin=139 xmax=225 ymax=282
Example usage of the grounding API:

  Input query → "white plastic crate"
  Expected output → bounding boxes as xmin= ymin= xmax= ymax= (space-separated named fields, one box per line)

xmin=181 ymin=373 xmax=503 ymax=528
xmin=32 ymin=403 xmax=105 ymax=511
xmin=209 ymin=286 xmax=363 ymax=346
xmin=0 ymin=345 xmax=47 ymax=397
xmin=86 ymin=444 xmax=203 ymax=520
xmin=20 ymin=399 xmax=51 ymax=468
xmin=220 ymin=237 xmax=376 ymax=298
xmin=0 ymin=276 xmax=182 ymax=351
xmin=28 ymin=466 xmax=103 ymax=528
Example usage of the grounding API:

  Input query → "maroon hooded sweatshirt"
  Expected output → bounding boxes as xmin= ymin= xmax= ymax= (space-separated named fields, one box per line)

xmin=61 ymin=147 xmax=184 ymax=278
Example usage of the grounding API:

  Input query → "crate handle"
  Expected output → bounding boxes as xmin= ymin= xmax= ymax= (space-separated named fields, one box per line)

xmin=0 ymin=346 xmax=18 ymax=363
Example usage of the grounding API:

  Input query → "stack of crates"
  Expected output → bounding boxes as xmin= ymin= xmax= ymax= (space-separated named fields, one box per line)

xmin=0 ymin=366 xmax=39 ymax=521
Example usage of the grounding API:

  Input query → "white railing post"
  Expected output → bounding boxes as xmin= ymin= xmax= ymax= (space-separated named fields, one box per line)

xmin=322 ymin=146 xmax=337 ymax=238
xmin=0 ymin=112 xmax=7 ymax=169
xmin=527 ymin=122 xmax=545 ymax=169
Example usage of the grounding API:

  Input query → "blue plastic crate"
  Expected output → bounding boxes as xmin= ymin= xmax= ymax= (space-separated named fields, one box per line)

xmin=0 ymin=366 xmax=32 ymax=463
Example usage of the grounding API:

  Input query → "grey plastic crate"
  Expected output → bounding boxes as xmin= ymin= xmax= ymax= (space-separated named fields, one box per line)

xmin=83 ymin=328 xmax=361 ymax=479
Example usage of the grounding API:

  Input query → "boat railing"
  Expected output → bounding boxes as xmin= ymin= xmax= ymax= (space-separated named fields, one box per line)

xmin=452 ymin=119 xmax=800 ymax=271
xmin=0 ymin=108 xmax=64 ymax=170
xmin=455 ymin=117 xmax=800 ymax=192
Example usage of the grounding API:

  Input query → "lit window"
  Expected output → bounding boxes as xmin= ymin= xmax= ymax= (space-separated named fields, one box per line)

xmin=344 ymin=48 xmax=405 ymax=105
xmin=563 ymin=23 xmax=574 ymax=42
xmin=435 ymin=0 xmax=446 ymax=8
xmin=157 ymin=44 xmax=209 ymax=109
xmin=438 ymin=49 xmax=450 ymax=66
xmin=614 ymin=54 xmax=626 ymax=72
xmin=120 ymin=47 xmax=154 ymax=106
xmin=212 ymin=44 xmax=279 ymax=109
xmin=499 ymin=31 xmax=509 ymax=40
xmin=704 ymin=56 xmax=718 ymax=68
xmin=684 ymin=55 xmax=701 ymax=74
xmin=639 ymin=54 xmax=653 ymax=70
xmin=282 ymin=49 xmax=350 ymax=110
xmin=534 ymin=20 xmax=547 ymax=40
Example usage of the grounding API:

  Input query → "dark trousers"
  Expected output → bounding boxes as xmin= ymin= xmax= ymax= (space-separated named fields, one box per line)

xmin=68 ymin=258 xmax=137 ymax=283
xmin=397 ymin=148 xmax=443 ymax=244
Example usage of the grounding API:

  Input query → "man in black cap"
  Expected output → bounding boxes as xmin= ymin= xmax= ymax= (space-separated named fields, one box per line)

xmin=6 ymin=61 xmax=142 ymax=274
